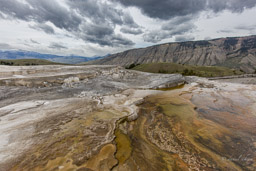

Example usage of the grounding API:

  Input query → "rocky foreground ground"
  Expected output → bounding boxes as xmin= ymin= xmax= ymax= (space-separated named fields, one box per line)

xmin=0 ymin=65 xmax=255 ymax=171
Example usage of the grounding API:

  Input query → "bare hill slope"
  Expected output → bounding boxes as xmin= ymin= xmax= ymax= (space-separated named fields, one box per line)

xmin=91 ymin=35 xmax=256 ymax=73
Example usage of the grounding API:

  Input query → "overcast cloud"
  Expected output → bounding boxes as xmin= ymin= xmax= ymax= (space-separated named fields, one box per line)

xmin=0 ymin=0 xmax=255 ymax=56
xmin=49 ymin=42 xmax=68 ymax=50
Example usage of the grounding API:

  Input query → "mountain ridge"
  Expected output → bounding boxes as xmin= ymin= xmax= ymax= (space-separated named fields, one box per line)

xmin=90 ymin=35 xmax=256 ymax=73
xmin=0 ymin=50 xmax=104 ymax=64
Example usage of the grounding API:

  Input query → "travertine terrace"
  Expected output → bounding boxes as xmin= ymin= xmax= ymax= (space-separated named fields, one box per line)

xmin=0 ymin=65 xmax=255 ymax=171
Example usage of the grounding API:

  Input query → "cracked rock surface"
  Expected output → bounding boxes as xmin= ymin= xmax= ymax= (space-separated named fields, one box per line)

xmin=0 ymin=65 xmax=255 ymax=171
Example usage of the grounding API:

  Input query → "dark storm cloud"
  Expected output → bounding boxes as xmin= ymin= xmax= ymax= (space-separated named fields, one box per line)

xmin=175 ymin=35 xmax=195 ymax=42
xmin=0 ymin=0 xmax=32 ymax=20
xmin=163 ymin=15 xmax=194 ymax=28
xmin=81 ymin=34 xmax=134 ymax=47
xmin=1 ymin=0 xmax=253 ymax=48
xmin=68 ymin=0 xmax=122 ymax=25
xmin=0 ymin=0 xmax=82 ymax=31
xmin=81 ymin=23 xmax=114 ymax=40
xmin=27 ymin=0 xmax=82 ymax=31
xmin=207 ymin=0 xmax=256 ymax=13
xmin=110 ymin=35 xmax=135 ymax=46
xmin=112 ymin=0 xmax=205 ymax=20
xmin=120 ymin=27 xmax=143 ymax=35
xmin=0 ymin=0 xmax=136 ymax=47
xmin=161 ymin=16 xmax=195 ymax=32
xmin=113 ymin=0 xmax=256 ymax=20
xmin=78 ymin=23 xmax=134 ymax=46
xmin=49 ymin=42 xmax=68 ymax=50
xmin=122 ymin=13 xmax=140 ymax=28
xmin=113 ymin=0 xmax=256 ymax=43
xmin=67 ymin=0 xmax=140 ymax=28
xmin=67 ymin=0 xmax=138 ymax=46
xmin=30 ymin=23 xmax=55 ymax=34
xmin=143 ymin=16 xmax=196 ymax=43
xmin=143 ymin=31 xmax=167 ymax=43
xmin=144 ymin=26 xmax=195 ymax=43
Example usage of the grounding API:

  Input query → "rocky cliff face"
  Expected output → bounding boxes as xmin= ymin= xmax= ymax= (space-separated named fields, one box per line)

xmin=92 ymin=35 xmax=256 ymax=73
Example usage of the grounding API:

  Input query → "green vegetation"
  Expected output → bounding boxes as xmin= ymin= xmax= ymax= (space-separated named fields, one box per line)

xmin=125 ymin=63 xmax=140 ymax=69
xmin=130 ymin=62 xmax=244 ymax=77
xmin=0 ymin=59 xmax=64 ymax=66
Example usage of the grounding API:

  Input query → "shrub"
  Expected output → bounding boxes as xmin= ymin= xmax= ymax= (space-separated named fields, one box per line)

xmin=125 ymin=63 xmax=140 ymax=69
xmin=182 ymin=69 xmax=189 ymax=75
xmin=0 ymin=61 xmax=14 ymax=65
xmin=158 ymin=69 xmax=168 ymax=73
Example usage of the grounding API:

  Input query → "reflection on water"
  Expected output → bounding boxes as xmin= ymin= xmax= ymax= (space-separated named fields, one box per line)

xmin=155 ymin=83 xmax=185 ymax=91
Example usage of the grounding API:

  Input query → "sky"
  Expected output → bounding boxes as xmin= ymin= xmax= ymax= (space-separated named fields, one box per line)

xmin=0 ymin=0 xmax=256 ymax=57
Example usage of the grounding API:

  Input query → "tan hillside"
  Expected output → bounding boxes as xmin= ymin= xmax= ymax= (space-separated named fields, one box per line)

xmin=90 ymin=35 xmax=256 ymax=73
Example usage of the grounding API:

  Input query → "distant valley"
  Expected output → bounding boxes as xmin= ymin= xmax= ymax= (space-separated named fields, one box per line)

xmin=0 ymin=50 xmax=105 ymax=64
xmin=0 ymin=59 xmax=63 ymax=66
